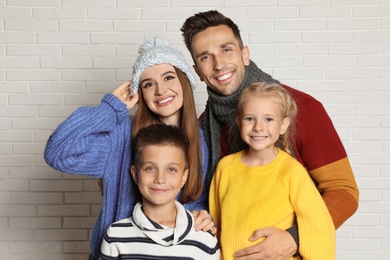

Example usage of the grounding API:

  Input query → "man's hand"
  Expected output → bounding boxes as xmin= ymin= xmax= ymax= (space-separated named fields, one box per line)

xmin=191 ymin=210 xmax=217 ymax=234
xmin=112 ymin=80 xmax=139 ymax=109
xmin=233 ymin=227 xmax=297 ymax=260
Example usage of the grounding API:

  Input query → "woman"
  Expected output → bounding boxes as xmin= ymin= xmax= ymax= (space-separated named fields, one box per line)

xmin=44 ymin=37 xmax=212 ymax=259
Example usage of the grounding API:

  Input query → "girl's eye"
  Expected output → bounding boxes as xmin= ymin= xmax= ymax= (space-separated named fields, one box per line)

xmin=244 ymin=117 xmax=254 ymax=122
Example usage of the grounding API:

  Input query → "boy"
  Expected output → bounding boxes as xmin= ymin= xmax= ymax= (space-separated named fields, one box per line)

xmin=100 ymin=124 xmax=220 ymax=259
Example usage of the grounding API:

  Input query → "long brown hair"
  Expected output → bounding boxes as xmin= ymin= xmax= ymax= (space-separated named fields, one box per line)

xmin=131 ymin=67 xmax=202 ymax=204
xmin=237 ymin=82 xmax=297 ymax=155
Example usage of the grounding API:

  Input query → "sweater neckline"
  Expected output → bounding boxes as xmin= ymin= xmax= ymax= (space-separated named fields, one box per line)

xmin=235 ymin=149 xmax=285 ymax=172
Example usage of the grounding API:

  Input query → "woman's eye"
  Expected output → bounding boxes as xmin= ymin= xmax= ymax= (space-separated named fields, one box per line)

xmin=142 ymin=82 xmax=154 ymax=89
xmin=165 ymin=75 xmax=175 ymax=81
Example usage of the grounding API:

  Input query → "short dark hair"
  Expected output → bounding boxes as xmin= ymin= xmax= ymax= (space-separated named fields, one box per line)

xmin=181 ymin=10 xmax=244 ymax=57
xmin=133 ymin=124 xmax=189 ymax=169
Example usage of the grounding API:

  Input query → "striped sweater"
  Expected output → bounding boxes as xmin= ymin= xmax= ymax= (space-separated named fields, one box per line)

xmin=100 ymin=201 xmax=220 ymax=259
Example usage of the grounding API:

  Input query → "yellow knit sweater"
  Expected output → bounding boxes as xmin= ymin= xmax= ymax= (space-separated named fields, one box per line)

xmin=209 ymin=150 xmax=335 ymax=260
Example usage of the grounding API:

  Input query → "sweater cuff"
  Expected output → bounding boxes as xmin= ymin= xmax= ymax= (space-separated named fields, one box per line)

xmin=286 ymin=224 xmax=299 ymax=256
xmin=102 ymin=93 xmax=129 ymax=122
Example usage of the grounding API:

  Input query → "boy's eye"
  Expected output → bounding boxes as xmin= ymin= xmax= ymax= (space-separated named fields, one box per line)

xmin=144 ymin=166 xmax=155 ymax=171
xmin=167 ymin=167 xmax=177 ymax=173
xmin=265 ymin=117 xmax=274 ymax=122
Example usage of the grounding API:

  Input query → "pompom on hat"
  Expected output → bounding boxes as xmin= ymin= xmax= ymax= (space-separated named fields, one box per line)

xmin=130 ymin=37 xmax=197 ymax=95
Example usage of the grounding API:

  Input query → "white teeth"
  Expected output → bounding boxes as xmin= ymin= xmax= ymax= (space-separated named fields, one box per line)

xmin=252 ymin=136 xmax=265 ymax=140
xmin=217 ymin=73 xmax=232 ymax=81
xmin=158 ymin=97 xmax=173 ymax=104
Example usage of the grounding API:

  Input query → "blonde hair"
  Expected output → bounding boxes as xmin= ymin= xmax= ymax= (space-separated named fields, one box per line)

xmin=237 ymin=82 xmax=297 ymax=155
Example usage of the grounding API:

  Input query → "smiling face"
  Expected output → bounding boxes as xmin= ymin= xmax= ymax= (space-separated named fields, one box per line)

xmin=131 ymin=144 xmax=188 ymax=210
xmin=237 ymin=95 xmax=290 ymax=155
xmin=140 ymin=64 xmax=184 ymax=126
xmin=191 ymin=25 xmax=250 ymax=96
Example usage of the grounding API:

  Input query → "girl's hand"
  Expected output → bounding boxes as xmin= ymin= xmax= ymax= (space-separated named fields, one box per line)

xmin=112 ymin=80 xmax=139 ymax=110
xmin=191 ymin=210 xmax=217 ymax=234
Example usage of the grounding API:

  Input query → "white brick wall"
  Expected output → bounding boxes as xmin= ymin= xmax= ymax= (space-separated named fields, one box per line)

xmin=0 ymin=1 xmax=389 ymax=259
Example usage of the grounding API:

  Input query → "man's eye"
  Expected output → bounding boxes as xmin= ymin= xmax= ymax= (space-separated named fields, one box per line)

xmin=200 ymin=55 xmax=209 ymax=62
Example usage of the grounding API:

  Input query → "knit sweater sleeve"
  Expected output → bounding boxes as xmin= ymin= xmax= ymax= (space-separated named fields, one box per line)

xmin=284 ymin=155 xmax=336 ymax=259
xmin=44 ymin=94 xmax=130 ymax=178
xmin=284 ymin=85 xmax=359 ymax=228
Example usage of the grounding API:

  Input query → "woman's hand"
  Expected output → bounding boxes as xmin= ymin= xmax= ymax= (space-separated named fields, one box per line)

xmin=191 ymin=210 xmax=217 ymax=234
xmin=112 ymin=80 xmax=139 ymax=110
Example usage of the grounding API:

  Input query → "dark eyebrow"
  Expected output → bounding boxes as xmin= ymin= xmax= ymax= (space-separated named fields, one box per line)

xmin=140 ymin=70 xmax=176 ymax=85
xmin=195 ymin=42 xmax=236 ymax=59
xmin=161 ymin=70 xmax=176 ymax=76
xmin=195 ymin=51 xmax=209 ymax=59
xmin=221 ymin=42 xmax=235 ymax=49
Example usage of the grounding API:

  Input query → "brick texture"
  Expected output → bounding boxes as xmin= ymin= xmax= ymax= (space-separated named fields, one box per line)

xmin=0 ymin=2 xmax=389 ymax=259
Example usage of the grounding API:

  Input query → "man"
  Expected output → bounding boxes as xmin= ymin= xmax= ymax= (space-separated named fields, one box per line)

xmin=181 ymin=10 xmax=359 ymax=259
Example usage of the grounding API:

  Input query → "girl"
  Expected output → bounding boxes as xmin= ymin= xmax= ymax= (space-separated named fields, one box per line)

xmin=209 ymin=82 xmax=335 ymax=260
xmin=100 ymin=124 xmax=220 ymax=259
xmin=44 ymin=37 xmax=214 ymax=259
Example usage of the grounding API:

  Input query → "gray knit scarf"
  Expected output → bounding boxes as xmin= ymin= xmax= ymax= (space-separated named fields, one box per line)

xmin=200 ymin=60 xmax=280 ymax=188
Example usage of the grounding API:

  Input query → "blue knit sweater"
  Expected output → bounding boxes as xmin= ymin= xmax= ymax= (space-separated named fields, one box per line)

xmin=44 ymin=93 xmax=210 ymax=258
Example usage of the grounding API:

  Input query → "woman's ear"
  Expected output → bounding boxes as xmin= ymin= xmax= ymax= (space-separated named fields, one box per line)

xmin=131 ymin=165 xmax=138 ymax=185
xmin=280 ymin=117 xmax=291 ymax=135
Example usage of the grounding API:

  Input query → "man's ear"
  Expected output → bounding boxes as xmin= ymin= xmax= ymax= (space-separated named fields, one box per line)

xmin=193 ymin=64 xmax=204 ymax=81
xmin=280 ymin=117 xmax=291 ymax=135
xmin=130 ymin=165 xmax=138 ymax=184
xmin=181 ymin=169 xmax=189 ymax=187
xmin=242 ymin=45 xmax=250 ymax=66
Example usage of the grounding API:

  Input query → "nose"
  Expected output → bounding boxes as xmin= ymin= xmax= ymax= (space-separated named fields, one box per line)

xmin=155 ymin=82 xmax=168 ymax=96
xmin=253 ymin=121 xmax=263 ymax=132
xmin=213 ymin=54 xmax=226 ymax=71
xmin=154 ymin=172 xmax=166 ymax=184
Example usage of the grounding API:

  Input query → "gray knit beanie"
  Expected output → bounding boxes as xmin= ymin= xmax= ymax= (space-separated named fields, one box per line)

xmin=130 ymin=37 xmax=196 ymax=95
